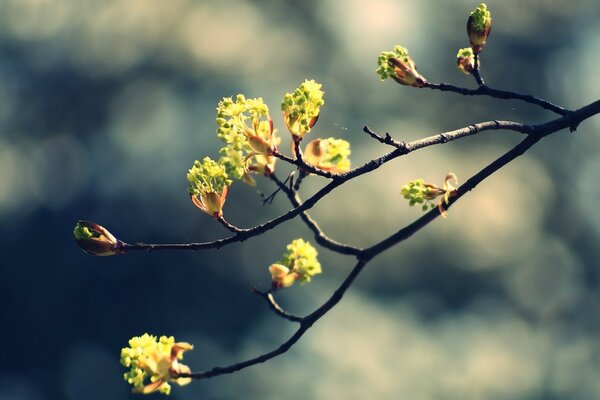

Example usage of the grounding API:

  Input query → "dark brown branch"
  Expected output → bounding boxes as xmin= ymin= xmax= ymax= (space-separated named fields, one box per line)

xmin=361 ymin=98 xmax=600 ymax=258
xmin=183 ymin=259 xmax=367 ymax=380
xmin=364 ymin=120 xmax=532 ymax=152
xmin=271 ymin=144 xmax=335 ymax=179
xmin=362 ymin=126 xmax=402 ymax=148
xmin=360 ymin=134 xmax=541 ymax=259
xmin=178 ymin=98 xmax=600 ymax=383
xmin=472 ymin=52 xmax=485 ymax=86
xmin=215 ymin=216 xmax=244 ymax=234
xmin=116 ymin=109 xmax=597 ymax=254
xmin=424 ymin=82 xmax=569 ymax=116
xmin=268 ymin=174 xmax=363 ymax=256
xmin=252 ymin=288 xmax=303 ymax=323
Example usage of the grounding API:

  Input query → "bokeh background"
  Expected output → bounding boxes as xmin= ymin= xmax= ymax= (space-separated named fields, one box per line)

xmin=2 ymin=0 xmax=600 ymax=399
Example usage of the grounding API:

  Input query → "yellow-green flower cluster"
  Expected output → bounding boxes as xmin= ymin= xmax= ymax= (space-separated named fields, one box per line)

xmin=401 ymin=179 xmax=438 ymax=211
xmin=120 ymin=333 xmax=194 ymax=395
xmin=401 ymin=173 xmax=459 ymax=216
xmin=216 ymin=94 xmax=279 ymax=182
xmin=269 ymin=239 xmax=322 ymax=288
xmin=187 ymin=157 xmax=232 ymax=217
xmin=187 ymin=157 xmax=231 ymax=197
xmin=304 ymin=138 xmax=351 ymax=173
xmin=467 ymin=3 xmax=492 ymax=53
xmin=456 ymin=47 xmax=475 ymax=75
xmin=469 ymin=3 xmax=491 ymax=33
xmin=376 ymin=46 xmax=426 ymax=87
xmin=282 ymin=79 xmax=324 ymax=139
xmin=376 ymin=46 xmax=408 ymax=80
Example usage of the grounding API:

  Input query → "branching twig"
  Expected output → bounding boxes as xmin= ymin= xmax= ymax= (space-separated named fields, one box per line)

xmin=179 ymin=98 xmax=600 ymax=381
xmin=251 ymin=288 xmax=303 ymax=323
xmin=424 ymin=82 xmax=570 ymax=116
xmin=117 ymin=108 xmax=598 ymax=254
xmin=268 ymin=174 xmax=363 ymax=256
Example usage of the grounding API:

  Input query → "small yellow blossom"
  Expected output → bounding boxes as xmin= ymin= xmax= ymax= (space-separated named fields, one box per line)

xmin=217 ymin=95 xmax=279 ymax=183
xmin=376 ymin=46 xmax=427 ymax=87
xmin=467 ymin=3 xmax=492 ymax=54
xmin=269 ymin=239 xmax=322 ymax=289
xmin=187 ymin=157 xmax=232 ymax=217
xmin=456 ymin=47 xmax=476 ymax=75
xmin=281 ymin=80 xmax=325 ymax=139
xmin=400 ymin=172 xmax=458 ymax=217
xmin=120 ymin=333 xmax=194 ymax=395
xmin=302 ymin=138 xmax=351 ymax=173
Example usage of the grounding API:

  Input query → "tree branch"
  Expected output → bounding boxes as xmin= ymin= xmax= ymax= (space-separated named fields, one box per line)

xmin=424 ymin=82 xmax=570 ymax=116
xmin=116 ymin=106 xmax=599 ymax=254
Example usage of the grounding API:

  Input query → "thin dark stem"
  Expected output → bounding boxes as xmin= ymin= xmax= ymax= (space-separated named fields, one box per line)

xmin=252 ymin=288 xmax=303 ymax=323
xmin=362 ymin=126 xmax=403 ymax=148
xmin=183 ymin=259 xmax=367 ymax=380
xmin=361 ymin=134 xmax=540 ymax=259
xmin=268 ymin=174 xmax=363 ymax=256
xmin=271 ymin=145 xmax=334 ymax=179
xmin=424 ymin=82 xmax=570 ymax=116
xmin=472 ymin=52 xmax=485 ymax=86
xmin=216 ymin=216 xmax=244 ymax=233
xmin=364 ymin=120 xmax=532 ymax=152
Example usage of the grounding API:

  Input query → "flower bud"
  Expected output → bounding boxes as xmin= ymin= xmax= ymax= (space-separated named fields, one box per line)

xmin=467 ymin=3 xmax=492 ymax=54
xmin=73 ymin=220 xmax=121 ymax=256
xmin=121 ymin=333 xmax=194 ymax=395
xmin=282 ymin=80 xmax=324 ymax=139
xmin=269 ymin=264 xmax=297 ymax=288
xmin=187 ymin=157 xmax=232 ymax=218
xmin=456 ymin=47 xmax=475 ymax=75
xmin=303 ymin=138 xmax=351 ymax=173
xmin=376 ymin=46 xmax=426 ymax=88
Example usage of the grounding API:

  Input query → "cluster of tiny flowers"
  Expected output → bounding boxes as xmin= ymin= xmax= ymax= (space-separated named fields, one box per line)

xmin=216 ymin=94 xmax=279 ymax=183
xmin=469 ymin=3 xmax=491 ymax=33
xmin=456 ymin=47 xmax=475 ymax=75
xmin=282 ymin=79 xmax=324 ymax=138
xmin=376 ymin=46 xmax=426 ymax=87
xmin=269 ymin=239 xmax=322 ymax=288
xmin=187 ymin=157 xmax=231 ymax=197
xmin=400 ymin=179 xmax=438 ymax=211
xmin=120 ymin=333 xmax=194 ymax=395
xmin=376 ymin=45 xmax=409 ymax=80
xmin=187 ymin=157 xmax=232 ymax=216
xmin=401 ymin=173 xmax=458 ymax=217
xmin=467 ymin=3 xmax=492 ymax=53
xmin=303 ymin=138 xmax=351 ymax=173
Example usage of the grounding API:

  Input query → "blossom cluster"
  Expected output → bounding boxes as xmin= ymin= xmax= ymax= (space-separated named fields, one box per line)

xmin=269 ymin=239 xmax=322 ymax=288
xmin=401 ymin=173 xmax=458 ymax=217
xmin=120 ymin=333 xmax=194 ymax=395
xmin=186 ymin=79 xmax=351 ymax=218
xmin=376 ymin=45 xmax=427 ymax=87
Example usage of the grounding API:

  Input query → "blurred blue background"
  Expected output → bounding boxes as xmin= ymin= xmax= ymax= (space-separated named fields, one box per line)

xmin=2 ymin=1 xmax=600 ymax=399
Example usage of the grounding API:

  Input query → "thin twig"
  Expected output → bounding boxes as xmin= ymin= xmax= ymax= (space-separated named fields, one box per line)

xmin=215 ymin=216 xmax=244 ymax=234
xmin=268 ymin=174 xmax=363 ymax=256
xmin=362 ymin=126 xmax=407 ymax=149
xmin=424 ymin=82 xmax=570 ymax=116
xmin=182 ymin=259 xmax=367 ymax=380
xmin=252 ymin=288 xmax=303 ymax=323
xmin=472 ymin=52 xmax=485 ymax=86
